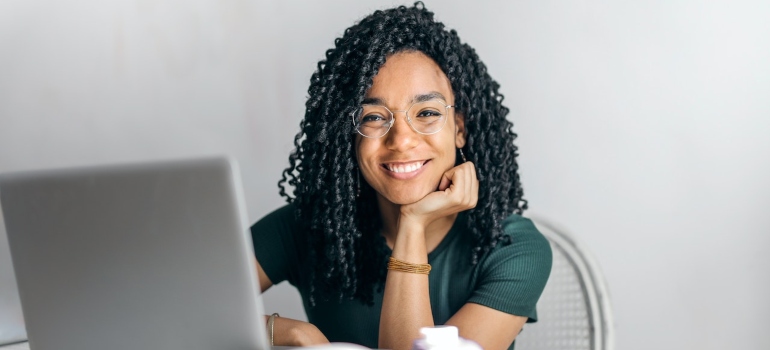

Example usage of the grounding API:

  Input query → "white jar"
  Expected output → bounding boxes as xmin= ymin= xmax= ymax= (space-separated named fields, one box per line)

xmin=412 ymin=326 xmax=483 ymax=350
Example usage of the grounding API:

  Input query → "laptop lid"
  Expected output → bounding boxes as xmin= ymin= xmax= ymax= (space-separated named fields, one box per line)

xmin=0 ymin=212 xmax=27 ymax=346
xmin=0 ymin=157 xmax=269 ymax=350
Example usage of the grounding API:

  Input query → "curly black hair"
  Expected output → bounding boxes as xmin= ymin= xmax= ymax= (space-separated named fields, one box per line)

xmin=277 ymin=2 xmax=526 ymax=306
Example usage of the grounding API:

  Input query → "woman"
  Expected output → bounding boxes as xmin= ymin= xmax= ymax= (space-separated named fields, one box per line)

xmin=250 ymin=3 xmax=552 ymax=350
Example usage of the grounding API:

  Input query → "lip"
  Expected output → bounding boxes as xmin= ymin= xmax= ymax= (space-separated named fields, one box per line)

xmin=380 ymin=159 xmax=430 ymax=180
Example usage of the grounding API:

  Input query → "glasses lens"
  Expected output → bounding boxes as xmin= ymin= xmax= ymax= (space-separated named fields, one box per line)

xmin=408 ymin=100 xmax=448 ymax=134
xmin=355 ymin=105 xmax=393 ymax=138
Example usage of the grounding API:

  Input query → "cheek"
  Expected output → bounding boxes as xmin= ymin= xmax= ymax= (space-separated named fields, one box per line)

xmin=355 ymin=141 xmax=380 ymax=179
xmin=355 ymin=136 xmax=370 ymax=165
xmin=432 ymin=135 xmax=459 ymax=167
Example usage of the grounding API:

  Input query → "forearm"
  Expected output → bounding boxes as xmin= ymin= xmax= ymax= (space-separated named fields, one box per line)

xmin=268 ymin=315 xmax=329 ymax=346
xmin=379 ymin=221 xmax=434 ymax=350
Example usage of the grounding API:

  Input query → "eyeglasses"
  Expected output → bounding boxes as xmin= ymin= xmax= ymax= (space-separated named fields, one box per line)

xmin=352 ymin=99 xmax=454 ymax=138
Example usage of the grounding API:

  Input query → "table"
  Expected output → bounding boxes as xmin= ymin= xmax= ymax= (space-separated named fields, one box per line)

xmin=0 ymin=342 xmax=309 ymax=349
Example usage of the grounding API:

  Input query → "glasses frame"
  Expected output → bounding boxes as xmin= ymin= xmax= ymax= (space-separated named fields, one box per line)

xmin=352 ymin=99 xmax=455 ymax=139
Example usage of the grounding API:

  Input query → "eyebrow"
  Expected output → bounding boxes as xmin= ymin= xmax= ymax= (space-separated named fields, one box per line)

xmin=362 ymin=91 xmax=448 ymax=106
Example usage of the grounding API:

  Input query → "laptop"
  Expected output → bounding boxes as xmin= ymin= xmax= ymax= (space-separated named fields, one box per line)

xmin=0 ymin=157 xmax=270 ymax=350
xmin=0 ymin=212 xmax=27 ymax=347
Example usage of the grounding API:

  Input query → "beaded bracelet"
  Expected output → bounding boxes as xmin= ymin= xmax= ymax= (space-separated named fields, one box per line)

xmin=387 ymin=256 xmax=432 ymax=275
xmin=267 ymin=313 xmax=279 ymax=346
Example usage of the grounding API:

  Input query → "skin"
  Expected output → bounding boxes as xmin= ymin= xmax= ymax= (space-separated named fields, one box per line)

xmin=255 ymin=51 xmax=527 ymax=350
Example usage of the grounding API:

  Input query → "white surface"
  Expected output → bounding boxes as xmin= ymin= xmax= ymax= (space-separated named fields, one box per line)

xmin=0 ymin=1 xmax=768 ymax=350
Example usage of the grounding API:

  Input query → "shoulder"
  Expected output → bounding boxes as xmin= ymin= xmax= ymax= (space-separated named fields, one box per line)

xmin=501 ymin=214 xmax=551 ymax=253
xmin=498 ymin=214 xmax=552 ymax=255
xmin=465 ymin=213 xmax=553 ymax=320
xmin=249 ymin=202 xmax=309 ymax=260
xmin=479 ymin=213 xmax=553 ymax=281
xmin=250 ymin=202 xmax=301 ymax=234
xmin=249 ymin=202 xmax=308 ymax=286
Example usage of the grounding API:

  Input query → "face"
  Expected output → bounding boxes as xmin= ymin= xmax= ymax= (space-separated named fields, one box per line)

xmin=355 ymin=51 xmax=466 ymax=205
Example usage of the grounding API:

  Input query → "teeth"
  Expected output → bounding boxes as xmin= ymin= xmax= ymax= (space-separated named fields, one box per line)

xmin=386 ymin=161 xmax=424 ymax=173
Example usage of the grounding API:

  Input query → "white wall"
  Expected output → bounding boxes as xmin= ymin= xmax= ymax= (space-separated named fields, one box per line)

xmin=1 ymin=1 xmax=768 ymax=349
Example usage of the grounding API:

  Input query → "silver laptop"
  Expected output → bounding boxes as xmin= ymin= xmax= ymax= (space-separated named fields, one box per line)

xmin=0 ymin=157 xmax=269 ymax=350
xmin=0 ymin=212 xmax=27 ymax=347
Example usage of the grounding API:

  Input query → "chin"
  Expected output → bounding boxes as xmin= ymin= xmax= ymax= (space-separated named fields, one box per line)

xmin=382 ymin=187 xmax=434 ymax=205
xmin=388 ymin=196 xmax=422 ymax=206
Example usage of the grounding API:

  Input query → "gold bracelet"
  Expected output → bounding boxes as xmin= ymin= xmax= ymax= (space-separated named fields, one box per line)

xmin=387 ymin=256 xmax=431 ymax=275
xmin=267 ymin=313 xmax=279 ymax=346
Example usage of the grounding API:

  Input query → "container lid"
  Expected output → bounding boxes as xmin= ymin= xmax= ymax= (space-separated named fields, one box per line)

xmin=420 ymin=326 xmax=460 ymax=347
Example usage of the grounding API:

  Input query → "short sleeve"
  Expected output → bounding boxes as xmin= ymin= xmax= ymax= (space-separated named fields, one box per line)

xmin=467 ymin=215 xmax=553 ymax=322
xmin=249 ymin=204 xmax=304 ymax=286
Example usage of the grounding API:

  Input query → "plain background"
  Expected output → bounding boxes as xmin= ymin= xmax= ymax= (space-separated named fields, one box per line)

xmin=1 ymin=1 xmax=768 ymax=349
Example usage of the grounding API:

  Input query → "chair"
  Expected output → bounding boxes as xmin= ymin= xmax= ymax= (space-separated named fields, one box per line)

xmin=514 ymin=218 xmax=614 ymax=350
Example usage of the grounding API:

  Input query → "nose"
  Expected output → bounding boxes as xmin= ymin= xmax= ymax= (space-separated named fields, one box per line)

xmin=383 ymin=111 xmax=419 ymax=152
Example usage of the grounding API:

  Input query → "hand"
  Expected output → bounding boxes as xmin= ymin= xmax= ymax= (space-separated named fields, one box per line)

xmin=400 ymin=161 xmax=479 ymax=228
xmin=271 ymin=316 xmax=330 ymax=346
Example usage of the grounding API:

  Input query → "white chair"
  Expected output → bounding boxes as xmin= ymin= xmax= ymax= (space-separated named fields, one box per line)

xmin=515 ymin=218 xmax=614 ymax=350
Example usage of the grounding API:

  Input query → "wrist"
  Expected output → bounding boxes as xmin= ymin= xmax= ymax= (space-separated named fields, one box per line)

xmin=293 ymin=322 xmax=326 ymax=346
xmin=287 ymin=324 xmax=309 ymax=346
xmin=396 ymin=213 xmax=428 ymax=235
xmin=267 ymin=313 xmax=279 ymax=346
xmin=273 ymin=318 xmax=328 ymax=346
xmin=392 ymin=219 xmax=429 ymax=263
xmin=394 ymin=219 xmax=427 ymax=250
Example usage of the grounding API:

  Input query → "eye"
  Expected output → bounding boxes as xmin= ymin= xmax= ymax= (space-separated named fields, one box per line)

xmin=361 ymin=114 xmax=386 ymax=123
xmin=416 ymin=109 xmax=443 ymax=118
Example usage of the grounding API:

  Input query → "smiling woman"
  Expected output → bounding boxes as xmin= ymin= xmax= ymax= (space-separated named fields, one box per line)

xmin=356 ymin=51 xmax=463 ymax=207
xmin=249 ymin=3 xmax=552 ymax=350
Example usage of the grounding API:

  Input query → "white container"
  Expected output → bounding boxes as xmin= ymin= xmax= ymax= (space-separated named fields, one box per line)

xmin=412 ymin=326 xmax=483 ymax=350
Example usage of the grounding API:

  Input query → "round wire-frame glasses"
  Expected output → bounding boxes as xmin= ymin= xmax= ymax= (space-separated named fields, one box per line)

xmin=352 ymin=99 xmax=455 ymax=138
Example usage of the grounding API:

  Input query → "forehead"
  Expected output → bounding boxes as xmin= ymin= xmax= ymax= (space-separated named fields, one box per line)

xmin=365 ymin=51 xmax=453 ymax=105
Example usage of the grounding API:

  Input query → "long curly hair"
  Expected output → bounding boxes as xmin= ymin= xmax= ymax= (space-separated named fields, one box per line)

xmin=277 ymin=2 xmax=526 ymax=306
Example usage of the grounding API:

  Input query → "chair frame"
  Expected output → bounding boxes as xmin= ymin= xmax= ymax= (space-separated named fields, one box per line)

xmin=529 ymin=217 xmax=615 ymax=350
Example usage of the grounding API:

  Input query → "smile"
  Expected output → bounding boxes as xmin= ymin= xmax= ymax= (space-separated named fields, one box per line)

xmin=382 ymin=160 xmax=428 ymax=173
xmin=380 ymin=160 xmax=430 ymax=179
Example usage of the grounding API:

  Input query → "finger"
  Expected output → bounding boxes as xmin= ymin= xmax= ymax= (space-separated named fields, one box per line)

xmin=449 ymin=167 xmax=467 ymax=200
xmin=470 ymin=176 xmax=479 ymax=208
xmin=440 ymin=164 xmax=475 ymax=209
xmin=461 ymin=162 xmax=477 ymax=208
xmin=464 ymin=163 xmax=474 ymax=207
xmin=451 ymin=166 xmax=470 ymax=206
xmin=438 ymin=167 xmax=457 ymax=191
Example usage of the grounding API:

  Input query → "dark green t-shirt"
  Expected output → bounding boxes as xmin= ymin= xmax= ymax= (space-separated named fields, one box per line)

xmin=250 ymin=204 xmax=552 ymax=349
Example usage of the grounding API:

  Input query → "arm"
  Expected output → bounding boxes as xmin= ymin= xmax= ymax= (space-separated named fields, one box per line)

xmin=256 ymin=259 xmax=273 ymax=293
xmin=379 ymin=162 xmax=478 ymax=350
xmin=250 ymin=206 xmax=329 ymax=346
xmin=378 ymin=218 xmax=433 ymax=350
xmin=446 ymin=303 xmax=527 ymax=350
xmin=448 ymin=215 xmax=553 ymax=350
xmin=380 ymin=162 xmax=544 ymax=350
xmin=256 ymin=259 xmax=329 ymax=346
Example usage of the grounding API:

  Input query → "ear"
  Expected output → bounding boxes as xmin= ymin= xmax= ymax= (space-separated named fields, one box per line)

xmin=454 ymin=113 xmax=466 ymax=148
